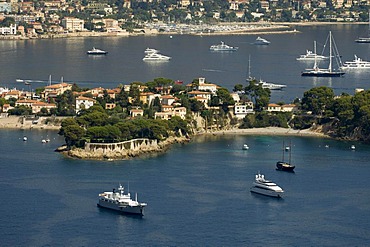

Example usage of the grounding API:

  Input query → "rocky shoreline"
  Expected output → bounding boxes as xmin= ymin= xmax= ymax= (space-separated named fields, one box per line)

xmin=61 ymin=127 xmax=328 ymax=160
xmin=63 ymin=136 xmax=190 ymax=160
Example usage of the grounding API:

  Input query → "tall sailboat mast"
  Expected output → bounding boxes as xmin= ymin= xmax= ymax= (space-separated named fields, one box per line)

xmin=328 ymin=31 xmax=332 ymax=73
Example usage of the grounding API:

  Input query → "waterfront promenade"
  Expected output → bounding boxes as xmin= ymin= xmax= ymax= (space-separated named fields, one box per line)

xmin=2 ymin=21 xmax=360 ymax=40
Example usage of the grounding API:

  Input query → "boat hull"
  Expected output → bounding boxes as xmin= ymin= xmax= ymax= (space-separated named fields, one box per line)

xmin=250 ymin=187 xmax=283 ymax=198
xmin=355 ymin=38 xmax=370 ymax=43
xmin=276 ymin=161 xmax=295 ymax=172
xmin=301 ymin=71 xmax=345 ymax=77
xmin=87 ymin=51 xmax=108 ymax=55
xmin=97 ymin=200 xmax=145 ymax=215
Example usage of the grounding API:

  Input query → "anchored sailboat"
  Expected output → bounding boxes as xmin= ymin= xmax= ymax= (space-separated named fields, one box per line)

xmin=276 ymin=140 xmax=295 ymax=172
xmin=301 ymin=31 xmax=345 ymax=77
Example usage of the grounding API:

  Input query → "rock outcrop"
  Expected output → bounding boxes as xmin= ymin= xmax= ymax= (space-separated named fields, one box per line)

xmin=64 ymin=136 xmax=189 ymax=160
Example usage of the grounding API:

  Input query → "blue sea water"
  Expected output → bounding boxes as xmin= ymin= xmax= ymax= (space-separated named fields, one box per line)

xmin=1 ymin=130 xmax=370 ymax=246
xmin=2 ymin=24 xmax=370 ymax=246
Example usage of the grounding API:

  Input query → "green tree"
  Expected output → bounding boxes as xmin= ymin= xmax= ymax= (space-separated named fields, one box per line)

xmin=233 ymin=84 xmax=244 ymax=92
xmin=301 ymin=86 xmax=335 ymax=115
xmin=61 ymin=120 xmax=86 ymax=148
xmin=244 ymin=80 xmax=271 ymax=111
xmin=216 ymin=87 xmax=235 ymax=105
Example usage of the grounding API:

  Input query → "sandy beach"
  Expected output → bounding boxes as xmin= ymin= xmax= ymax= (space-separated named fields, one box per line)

xmin=202 ymin=127 xmax=328 ymax=138
xmin=0 ymin=116 xmax=327 ymax=138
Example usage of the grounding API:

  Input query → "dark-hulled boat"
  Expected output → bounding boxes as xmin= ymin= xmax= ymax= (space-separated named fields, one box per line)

xmin=276 ymin=141 xmax=295 ymax=172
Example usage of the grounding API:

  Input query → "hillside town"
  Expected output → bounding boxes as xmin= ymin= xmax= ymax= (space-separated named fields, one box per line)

xmin=0 ymin=77 xmax=298 ymax=130
xmin=0 ymin=0 xmax=369 ymax=39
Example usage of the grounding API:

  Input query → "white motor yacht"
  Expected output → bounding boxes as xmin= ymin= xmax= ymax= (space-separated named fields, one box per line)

xmin=143 ymin=52 xmax=171 ymax=61
xmin=250 ymin=172 xmax=284 ymax=198
xmin=97 ymin=184 xmax=147 ymax=215
xmin=258 ymin=80 xmax=287 ymax=90
xmin=87 ymin=47 xmax=108 ymax=55
xmin=252 ymin=36 xmax=270 ymax=45
xmin=340 ymin=55 xmax=370 ymax=70
xmin=297 ymin=41 xmax=328 ymax=61
xmin=296 ymin=50 xmax=328 ymax=61
xmin=210 ymin=41 xmax=238 ymax=51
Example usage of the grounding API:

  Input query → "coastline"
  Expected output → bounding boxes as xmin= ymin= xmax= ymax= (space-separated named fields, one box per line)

xmin=0 ymin=116 xmax=62 ymax=130
xmin=0 ymin=116 xmax=329 ymax=159
xmin=1 ymin=21 xmax=367 ymax=41
xmin=0 ymin=116 xmax=326 ymax=137
xmin=202 ymin=127 xmax=329 ymax=138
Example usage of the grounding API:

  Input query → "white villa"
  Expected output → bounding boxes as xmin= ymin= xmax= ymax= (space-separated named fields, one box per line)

xmin=234 ymin=103 xmax=255 ymax=119
xmin=75 ymin=96 xmax=96 ymax=113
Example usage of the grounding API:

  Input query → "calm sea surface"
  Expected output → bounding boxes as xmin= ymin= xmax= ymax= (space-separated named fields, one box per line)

xmin=1 ymin=24 xmax=370 ymax=102
xmin=1 ymin=25 xmax=370 ymax=246
xmin=0 ymin=130 xmax=370 ymax=246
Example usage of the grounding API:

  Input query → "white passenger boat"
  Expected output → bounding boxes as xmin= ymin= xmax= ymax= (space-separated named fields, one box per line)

xmin=143 ymin=51 xmax=171 ymax=61
xmin=340 ymin=55 xmax=370 ymax=70
xmin=210 ymin=41 xmax=238 ymax=51
xmin=87 ymin=47 xmax=108 ymax=55
xmin=97 ymin=184 xmax=147 ymax=215
xmin=252 ymin=36 xmax=270 ymax=45
xmin=250 ymin=172 xmax=284 ymax=198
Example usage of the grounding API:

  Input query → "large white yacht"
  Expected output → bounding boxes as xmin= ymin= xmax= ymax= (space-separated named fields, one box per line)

xmin=258 ymin=80 xmax=287 ymax=90
xmin=297 ymin=50 xmax=328 ymax=61
xmin=143 ymin=48 xmax=171 ymax=61
xmin=97 ymin=184 xmax=147 ymax=215
xmin=340 ymin=55 xmax=370 ymax=70
xmin=209 ymin=41 xmax=238 ymax=51
xmin=297 ymin=41 xmax=328 ymax=61
xmin=250 ymin=172 xmax=284 ymax=198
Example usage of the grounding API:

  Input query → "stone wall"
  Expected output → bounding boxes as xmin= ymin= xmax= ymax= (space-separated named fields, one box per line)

xmin=67 ymin=136 xmax=188 ymax=160
xmin=85 ymin=138 xmax=157 ymax=153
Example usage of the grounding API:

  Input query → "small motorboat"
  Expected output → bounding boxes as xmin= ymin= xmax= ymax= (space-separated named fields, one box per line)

xmin=252 ymin=36 xmax=270 ymax=45
xmin=87 ymin=47 xmax=108 ymax=55
xmin=242 ymin=144 xmax=249 ymax=150
xmin=23 ymin=136 xmax=27 ymax=141
xmin=351 ymin=145 xmax=356 ymax=150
